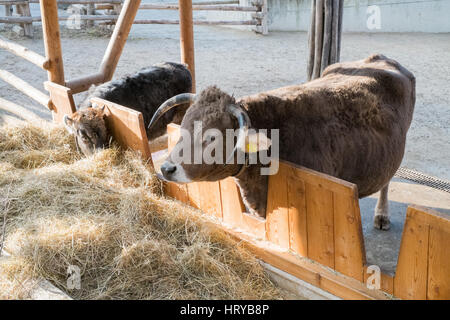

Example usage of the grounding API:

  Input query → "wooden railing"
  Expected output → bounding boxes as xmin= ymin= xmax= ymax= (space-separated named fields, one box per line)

xmin=0 ymin=0 xmax=268 ymax=35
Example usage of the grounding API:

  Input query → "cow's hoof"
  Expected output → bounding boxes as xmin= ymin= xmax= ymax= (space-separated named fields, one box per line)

xmin=374 ymin=215 xmax=390 ymax=230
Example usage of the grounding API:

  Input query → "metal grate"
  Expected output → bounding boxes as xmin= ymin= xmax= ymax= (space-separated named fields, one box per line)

xmin=395 ymin=167 xmax=450 ymax=194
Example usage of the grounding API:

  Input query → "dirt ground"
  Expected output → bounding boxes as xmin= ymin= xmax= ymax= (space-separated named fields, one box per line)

xmin=1 ymin=17 xmax=449 ymax=275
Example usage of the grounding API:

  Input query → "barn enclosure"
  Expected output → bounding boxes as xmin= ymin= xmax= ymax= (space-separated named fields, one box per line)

xmin=0 ymin=0 xmax=449 ymax=300
xmin=90 ymin=104 xmax=450 ymax=300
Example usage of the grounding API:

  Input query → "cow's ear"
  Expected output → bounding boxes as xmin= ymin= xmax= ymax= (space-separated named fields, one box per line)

xmin=63 ymin=115 xmax=76 ymax=134
xmin=240 ymin=131 xmax=272 ymax=153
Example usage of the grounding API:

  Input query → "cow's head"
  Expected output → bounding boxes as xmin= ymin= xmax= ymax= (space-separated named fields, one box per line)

xmin=63 ymin=106 xmax=109 ymax=156
xmin=148 ymin=86 xmax=271 ymax=183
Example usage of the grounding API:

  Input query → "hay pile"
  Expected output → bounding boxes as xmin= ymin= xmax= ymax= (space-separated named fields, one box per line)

xmin=0 ymin=121 xmax=282 ymax=300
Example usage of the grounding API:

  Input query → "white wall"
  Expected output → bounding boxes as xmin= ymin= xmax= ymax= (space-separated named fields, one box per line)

xmin=268 ymin=0 xmax=450 ymax=33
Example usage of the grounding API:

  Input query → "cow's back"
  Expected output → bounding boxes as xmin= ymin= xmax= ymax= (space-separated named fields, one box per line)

xmin=242 ymin=54 xmax=416 ymax=197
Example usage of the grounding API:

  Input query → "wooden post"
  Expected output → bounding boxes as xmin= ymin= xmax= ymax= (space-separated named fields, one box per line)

xmin=179 ymin=0 xmax=196 ymax=92
xmin=312 ymin=0 xmax=323 ymax=79
xmin=86 ymin=3 xmax=95 ymax=28
xmin=40 ymin=0 xmax=65 ymax=85
xmin=320 ymin=0 xmax=332 ymax=74
xmin=5 ymin=4 xmax=12 ymax=17
xmin=100 ymin=0 xmax=141 ymax=82
xmin=306 ymin=0 xmax=316 ymax=81
xmin=17 ymin=1 xmax=33 ymax=37
xmin=307 ymin=0 xmax=343 ymax=80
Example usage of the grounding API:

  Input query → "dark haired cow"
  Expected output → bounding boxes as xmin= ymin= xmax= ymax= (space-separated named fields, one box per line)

xmin=64 ymin=62 xmax=192 ymax=156
xmin=150 ymin=54 xmax=416 ymax=230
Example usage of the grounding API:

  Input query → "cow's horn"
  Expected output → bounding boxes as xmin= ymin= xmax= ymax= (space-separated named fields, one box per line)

xmin=226 ymin=104 xmax=251 ymax=164
xmin=147 ymin=93 xmax=196 ymax=132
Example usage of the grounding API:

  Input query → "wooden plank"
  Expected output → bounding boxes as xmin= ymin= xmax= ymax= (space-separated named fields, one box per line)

xmin=394 ymin=210 xmax=430 ymax=300
xmin=167 ymin=123 xmax=181 ymax=151
xmin=407 ymin=205 xmax=450 ymax=234
xmin=427 ymin=225 xmax=450 ymax=300
xmin=287 ymin=176 xmax=308 ymax=256
xmin=140 ymin=3 xmax=258 ymax=11
xmin=0 ymin=96 xmax=41 ymax=121
xmin=91 ymin=97 xmax=151 ymax=161
xmin=222 ymin=225 xmax=389 ymax=300
xmin=333 ymin=191 xmax=365 ymax=281
xmin=186 ymin=181 xmax=222 ymax=219
xmin=305 ymin=182 xmax=335 ymax=268
xmin=165 ymin=123 xmax=190 ymax=202
xmin=220 ymin=177 xmax=244 ymax=227
xmin=0 ymin=69 xmax=51 ymax=109
xmin=241 ymin=212 xmax=266 ymax=240
xmin=284 ymin=160 xmax=356 ymax=197
xmin=164 ymin=181 xmax=189 ymax=203
xmin=40 ymin=0 xmax=65 ymax=84
xmin=0 ymin=35 xmax=49 ymax=69
xmin=44 ymin=81 xmax=75 ymax=123
xmin=266 ymin=164 xmax=290 ymax=249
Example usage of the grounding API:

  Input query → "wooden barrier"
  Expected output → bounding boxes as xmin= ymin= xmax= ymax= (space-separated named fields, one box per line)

xmin=0 ymin=36 xmax=49 ymax=69
xmin=179 ymin=0 xmax=195 ymax=92
xmin=160 ymin=123 xmax=450 ymax=300
xmin=91 ymin=97 xmax=152 ymax=162
xmin=0 ymin=69 xmax=52 ymax=109
xmin=0 ymin=0 xmax=267 ymax=34
xmin=44 ymin=81 xmax=75 ymax=122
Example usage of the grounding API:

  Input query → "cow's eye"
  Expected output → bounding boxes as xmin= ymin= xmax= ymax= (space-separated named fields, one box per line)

xmin=205 ymin=135 xmax=215 ymax=143
xmin=78 ymin=130 xmax=90 ymax=141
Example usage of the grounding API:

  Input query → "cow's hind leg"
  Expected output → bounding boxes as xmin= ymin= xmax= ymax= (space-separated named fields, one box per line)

xmin=374 ymin=183 xmax=390 ymax=230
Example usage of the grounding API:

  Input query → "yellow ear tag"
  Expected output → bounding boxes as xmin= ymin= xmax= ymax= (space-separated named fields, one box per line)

xmin=246 ymin=142 xmax=258 ymax=153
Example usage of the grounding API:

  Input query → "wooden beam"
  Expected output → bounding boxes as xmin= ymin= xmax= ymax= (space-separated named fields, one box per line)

xmin=65 ymin=72 xmax=104 ymax=94
xmin=140 ymin=4 xmax=258 ymax=12
xmin=0 ymin=36 xmax=49 ymax=70
xmin=179 ymin=0 xmax=196 ymax=92
xmin=44 ymin=81 xmax=76 ymax=122
xmin=39 ymin=0 xmax=64 ymax=85
xmin=91 ymin=97 xmax=152 ymax=162
xmin=0 ymin=96 xmax=42 ymax=121
xmin=16 ymin=1 xmax=33 ymax=37
xmin=99 ymin=0 xmax=141 ymax=82
xmin=0 ymin=69 xmax=51 ymax=109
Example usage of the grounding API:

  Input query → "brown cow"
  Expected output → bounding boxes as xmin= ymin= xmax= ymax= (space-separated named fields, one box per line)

xmin=150 ymin=54 xmax=416 ymax=230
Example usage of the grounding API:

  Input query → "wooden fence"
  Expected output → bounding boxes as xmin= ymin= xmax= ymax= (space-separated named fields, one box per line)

xmin=163 ymin=123 xmax=450 ymax=300
xmin=0 ymin=0 xmax=268 ymax=35
xmin=88 ymin=106 xmax=449 ymax=300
